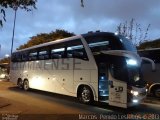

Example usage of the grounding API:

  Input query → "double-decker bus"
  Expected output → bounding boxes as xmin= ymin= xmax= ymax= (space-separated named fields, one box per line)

xmin=10 ymin=32 xmax=147 ymax=108
xmin=138 ymin=48 xmax=160 ymax=98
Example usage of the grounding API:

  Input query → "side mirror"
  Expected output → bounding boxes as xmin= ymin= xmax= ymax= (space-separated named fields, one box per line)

xmin=141 ymin=57 xmax=156 ymax=72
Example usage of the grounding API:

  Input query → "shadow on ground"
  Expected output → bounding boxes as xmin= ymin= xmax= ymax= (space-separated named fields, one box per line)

xmin=8 ymin=86 xmax=160 ymax=114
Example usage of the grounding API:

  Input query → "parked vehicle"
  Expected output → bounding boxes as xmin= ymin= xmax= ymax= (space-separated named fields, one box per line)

xmin=138 ymin=48 xmax=160 ymax=98
xmin=0 ymin=64 xmax=9 ymax=80
xmin=10 ymin=32 xmax=147 ymax=108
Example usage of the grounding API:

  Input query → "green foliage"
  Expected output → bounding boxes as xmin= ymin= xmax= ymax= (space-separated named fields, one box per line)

xmin=138 ymin=38 xmax=160 ymax=49
xmin=0 ymin=57 xmax=10 ymax=64
xmin=0 ymin=0 xmax=37 ymax=9
xmin=17 ymin=29 xmax=75 ymax=50
xmin=0 ymin=0 xmax=37 ymax=26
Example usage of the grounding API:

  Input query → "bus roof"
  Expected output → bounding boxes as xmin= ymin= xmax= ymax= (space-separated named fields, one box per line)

xmin=14 ymin=35 xmax=81 ymax=53
xmin=14 ymin=32 xmax=115 ymax=53
xmin=82 ymin=31 xmax=115 ymax=38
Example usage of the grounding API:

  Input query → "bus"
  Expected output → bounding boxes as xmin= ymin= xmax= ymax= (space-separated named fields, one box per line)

xmin=10 ymin=32 xmax=147 ymax=108
xmin=138 ymin=48 xmax=160 ymax=98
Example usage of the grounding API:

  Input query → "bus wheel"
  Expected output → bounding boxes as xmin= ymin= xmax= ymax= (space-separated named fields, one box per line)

xmin=17 ymin=79 xmax=23 ymax=89
xmin=23 ymin=80 xmax=29 ymax=91
xmin=78 ymin=86 xmax=93 ymax=104
xmin=154 ymin=88 xmax=160 ymax=98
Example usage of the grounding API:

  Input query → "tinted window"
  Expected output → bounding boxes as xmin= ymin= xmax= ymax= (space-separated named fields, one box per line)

xmin=84 ymin=34 xmax=138 ymax=53
xmin=21 ymin=51 xmax=29 ymax=61
xmin=66 ymin=39 xmax=88 ymax=60
xmin=51 ymin=43 xmax=66 ymax=59
xmin=11 ymin=53 xmax=21 ymax=62
xmin=110 ymin=56 xmax=129 ymax=82
xmin=29 ymin=51 xmax=38 ymax=60
xmin=119 ymin=36 xmax=137 ymax=52
xmin=109 ymin=55 xmax=145 ymax=87
xmin=89 ymin=41 xmax=110 ymax=54
xmin=11 ymin=53 xmax=17 ymax=62
xmin=38 ymin=50 xmax=49 ymax=60
xmin=85 ymin=36 xmax=111 ymax=54
xmin=84 ymin=35 xmax=123 ymax=54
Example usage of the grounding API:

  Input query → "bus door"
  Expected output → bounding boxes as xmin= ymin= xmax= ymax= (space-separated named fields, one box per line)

xmin=98 ymin=62 xmax=109 ymax=102
xmin=108 ymin=56 xmax=127 ymax=108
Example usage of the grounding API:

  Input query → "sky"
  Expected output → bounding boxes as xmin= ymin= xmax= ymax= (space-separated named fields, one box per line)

xmin=0 ymin=0 xmax=160 ymax=58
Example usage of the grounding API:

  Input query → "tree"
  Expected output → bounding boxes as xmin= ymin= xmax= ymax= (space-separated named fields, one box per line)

xmin=0 ymin=0 xmax=37 ymax=26
xmin=116 ymin=18 xmax=150 ymax=46
xmin=81 ymin=0 xmax=84 ymax=7
xmin=17 ymin=29 xmax=75 ymax=50
xmin=138 ymin=38 xmax=160 ymax=49
xmin=0 ymin=57 xmax=10 ymax=64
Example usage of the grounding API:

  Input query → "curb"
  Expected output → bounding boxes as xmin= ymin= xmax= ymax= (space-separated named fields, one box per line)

xmin=143 ymin=97 xmax=160 ymax=105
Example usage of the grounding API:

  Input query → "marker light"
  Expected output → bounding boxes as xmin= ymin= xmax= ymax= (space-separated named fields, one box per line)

xmin=131 ymin=90 xmax=139 ymax=96
xmin=133 ymin=99 xmax=138 ymax=103
xmin=101 ymin=76 xmax=104 ymax=80
xmin=126 ymin=59 xmax=137 ymax=66
xmin=114 ymin=32 xmax=119 ymax=35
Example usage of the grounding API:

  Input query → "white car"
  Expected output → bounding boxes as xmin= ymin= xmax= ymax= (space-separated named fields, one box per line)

xmin=0 ymin=73 xmax=9 ymax=79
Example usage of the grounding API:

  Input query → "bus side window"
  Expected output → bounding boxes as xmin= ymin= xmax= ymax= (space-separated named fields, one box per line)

xmin=85 ymin=36 xmax=111 ymax=53
xmin=11 ymin=53 xmax=16 ymax=62
xmin=29 ymin=52 xmax=37 ymax=61
xmin=38 ymin=50 xmax=49 ymax=60
xmin=22 ymin=52 xmax=28 ymax=61
xmin=89 ymin=41 xmax=110 ymax=53
xmin=16 ymin=53 xmax=22 ymax=62
xmin=51 ymin=48 xmax=65 ymax=59
xmin=66 ymin=39 xmax=88 ymax=60
xmin=67 ymin=45 xmax=85 ymax=59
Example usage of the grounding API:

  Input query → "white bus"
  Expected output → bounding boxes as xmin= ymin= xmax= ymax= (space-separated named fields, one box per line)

xmin=138 ymin=48 xmax=160 ymax=98
xmin=10 ymin=32 xmax=147 ymax=108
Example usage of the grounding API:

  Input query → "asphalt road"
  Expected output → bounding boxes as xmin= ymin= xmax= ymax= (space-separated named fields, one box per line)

xmin=0 ymin=81 xmax=160 ymax=120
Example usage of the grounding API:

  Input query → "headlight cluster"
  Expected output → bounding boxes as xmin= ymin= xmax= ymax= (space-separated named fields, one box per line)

xmin=131 ymin=90 xmax=139 ymax=96
xmin=126 ymin=59 xmax=137 ymax=66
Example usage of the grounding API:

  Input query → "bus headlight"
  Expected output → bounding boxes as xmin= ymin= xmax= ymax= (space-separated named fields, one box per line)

xmin=126 ymin=59 xmax=137 ymax=66
xmin=131 ymin=90 xmax=139 ymax=96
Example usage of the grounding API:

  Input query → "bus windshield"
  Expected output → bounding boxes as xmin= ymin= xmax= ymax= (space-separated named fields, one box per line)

xmin=109 ymin=55 xmax=146 ymax=88
xmin=119 ymin=36 xmax=137 ymax=52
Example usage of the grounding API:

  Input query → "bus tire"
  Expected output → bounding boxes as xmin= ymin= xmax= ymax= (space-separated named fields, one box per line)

xmin=78 ymin=86 xmax=93 ymax=104
xmin=153 ymin=88 xmax=160 ymax=98
xmin=23 ymin=80 xmax=29 ymax=91
xmin=17 ymin=79 xmax=23 ymax=89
